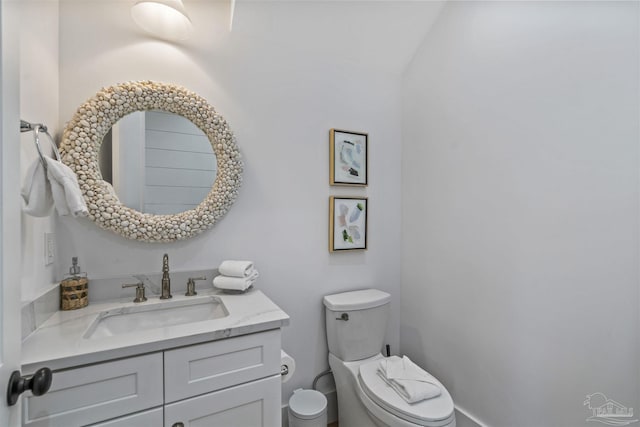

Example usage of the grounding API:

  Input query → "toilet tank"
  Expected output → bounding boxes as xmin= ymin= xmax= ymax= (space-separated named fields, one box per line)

xmin=323 ymin=289 xmax=391 ymax=361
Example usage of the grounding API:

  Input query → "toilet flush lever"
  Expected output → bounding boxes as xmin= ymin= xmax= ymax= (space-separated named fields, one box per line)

xmin=336 ymin=313 xmax=349 ymax=321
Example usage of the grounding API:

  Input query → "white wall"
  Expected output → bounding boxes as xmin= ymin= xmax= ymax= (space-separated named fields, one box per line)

xmin=19 ymin=0 xmax=59 ymax=302
xmin=401 ymin=2 xmax=639 ymax=426
xmin=54 ymin=0 xmax=418 ymax=402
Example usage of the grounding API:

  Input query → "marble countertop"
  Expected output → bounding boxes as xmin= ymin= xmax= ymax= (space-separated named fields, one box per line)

xmin=21 ymin=288 xmax=289 ymax=374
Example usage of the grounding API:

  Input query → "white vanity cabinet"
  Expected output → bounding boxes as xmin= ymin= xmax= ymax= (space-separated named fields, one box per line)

xmin=22 ymin=353 xmax=164 ymax=427
xmin=88 ymin=408 xmax=164 ymax=426
xmin=164 ymin=329 xmax=282 ymax=427
xmin=22 ymin=329 xmax=282 ymax=427
xmin=164 ymin=376 xmax=281 ymax=427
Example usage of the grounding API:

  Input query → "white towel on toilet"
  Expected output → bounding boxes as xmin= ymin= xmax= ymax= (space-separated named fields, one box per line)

xmin=378 ymin=356 xmax=441 ymax=404
xmin=218 ymin=260 xmax=256 ymax=278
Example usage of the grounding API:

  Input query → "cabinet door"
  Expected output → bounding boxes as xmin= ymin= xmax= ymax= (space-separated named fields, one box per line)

xmin=165 ymin=375 xmax=281 ymax=427
xmin=164 ymin=329 xmax=281 ymax=402
xmin=22 ymin=353 xmax=163 ymax=427
xmin=85 ymin=407 xmax=163 ymax=427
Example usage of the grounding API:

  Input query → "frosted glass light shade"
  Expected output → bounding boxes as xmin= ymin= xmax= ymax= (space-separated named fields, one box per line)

xmin=131 ymin=0 xmax=192 ymax=41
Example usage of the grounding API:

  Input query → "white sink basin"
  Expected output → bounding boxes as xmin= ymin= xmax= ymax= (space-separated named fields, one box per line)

xmin=84 ymin=296 xmax=228 ymax=339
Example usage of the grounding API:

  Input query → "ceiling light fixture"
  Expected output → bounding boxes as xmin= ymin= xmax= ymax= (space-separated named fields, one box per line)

xmin=131 ymin=0 xmax=192 ymax=41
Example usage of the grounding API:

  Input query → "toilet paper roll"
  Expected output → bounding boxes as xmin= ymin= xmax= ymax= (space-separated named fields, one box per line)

xmin=281 ymin=350 xmax=296 ymax=383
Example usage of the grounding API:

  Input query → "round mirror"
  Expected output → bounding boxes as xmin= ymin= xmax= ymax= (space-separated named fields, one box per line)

xmin=98 ymin=110 xmax=217 ymax=215
xmin=59 ymin=81 xmax=243 ymax=242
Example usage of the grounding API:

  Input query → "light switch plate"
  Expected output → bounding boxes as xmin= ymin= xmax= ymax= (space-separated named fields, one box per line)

xmin=45 ymin=233 xmax=55 ymax=266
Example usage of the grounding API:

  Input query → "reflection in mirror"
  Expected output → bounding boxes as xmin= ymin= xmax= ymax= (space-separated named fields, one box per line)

xmin=99 ymin=111 xmax=217 ymax=215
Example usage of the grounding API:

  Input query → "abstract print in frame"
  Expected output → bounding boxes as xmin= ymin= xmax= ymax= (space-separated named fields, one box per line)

xmin=329 ymin=196 xmax=367 ymax=252
xmin=330 ymin=129 xmax=368 ymax=186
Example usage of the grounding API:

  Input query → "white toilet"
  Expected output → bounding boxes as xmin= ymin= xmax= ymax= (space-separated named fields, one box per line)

xmin=324 ymin=289 xmax=456 ymax=427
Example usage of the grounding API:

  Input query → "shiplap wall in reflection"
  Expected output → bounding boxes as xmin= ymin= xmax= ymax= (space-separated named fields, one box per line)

xmin=143 ymin=111 xmax=217 ymax=214
xmin=111 ymin=111 xmax=217 ymax=214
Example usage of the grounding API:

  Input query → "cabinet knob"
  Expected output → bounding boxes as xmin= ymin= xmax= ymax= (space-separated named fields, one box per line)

xmin=172 ymin=423 xmax=184 ymax=427
xmin=6 ymin=367 xmax=52 ymax=406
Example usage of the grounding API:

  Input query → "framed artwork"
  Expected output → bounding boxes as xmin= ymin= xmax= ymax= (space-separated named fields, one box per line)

xmin=330 ymin=129 xmax=368 ymax=186
xmin=329 ymin=196 xmax=368 ymax=252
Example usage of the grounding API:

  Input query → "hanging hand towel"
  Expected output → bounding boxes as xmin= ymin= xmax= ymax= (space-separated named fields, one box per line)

xmin=378 ymin=356 xmax=441 ymax=404
xmin=45 ymin=157 xmax=88 ymax=217
xmin=218 ymin=260 xmax=256 ymax=278
xmin=21 ymin=159 xmax=54 ymax=217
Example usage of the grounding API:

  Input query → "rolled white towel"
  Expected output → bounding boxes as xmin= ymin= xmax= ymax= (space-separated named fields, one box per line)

xmin=213 ymin=275 xmax=256 ymax=292
xmin=378 ymin=356 xmax=441 ymax=404
xmin=218 ymin=260 xmax=256 ymax=278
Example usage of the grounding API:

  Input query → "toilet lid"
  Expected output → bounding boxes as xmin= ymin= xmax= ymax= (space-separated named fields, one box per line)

xmin=358 ymin=359 xmax=454 ymax=425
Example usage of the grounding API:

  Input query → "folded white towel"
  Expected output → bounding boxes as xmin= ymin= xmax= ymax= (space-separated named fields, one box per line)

xmin=218 ymin=260 xmax=256 ymax=278
xmin=213 ymin=274 xmax=257 ymax=292
xmin=45 ymin=157 xmax=88 ymax=217
xmin=21 ymin=159 xmax=54 ymax=217
xmin=383 ymin=355 xmax=435 ymax=382
xmin=378 ymin=356 xmax=441 ymax=404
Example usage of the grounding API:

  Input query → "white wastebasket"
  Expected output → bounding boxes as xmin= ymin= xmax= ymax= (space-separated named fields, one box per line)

xmin=288 ymin=388 xmax=327 ymax=427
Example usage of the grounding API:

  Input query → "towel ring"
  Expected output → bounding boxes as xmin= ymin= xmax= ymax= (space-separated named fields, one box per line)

xmin=20 ymin=119 xmax=61 ymax=169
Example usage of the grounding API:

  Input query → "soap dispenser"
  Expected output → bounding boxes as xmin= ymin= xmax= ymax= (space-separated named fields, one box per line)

xmin=60 ymin=257 xmax=89 ymax=310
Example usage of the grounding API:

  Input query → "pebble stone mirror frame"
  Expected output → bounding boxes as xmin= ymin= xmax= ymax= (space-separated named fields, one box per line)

xmin=59 ymin=81 xmax=243 ymax=242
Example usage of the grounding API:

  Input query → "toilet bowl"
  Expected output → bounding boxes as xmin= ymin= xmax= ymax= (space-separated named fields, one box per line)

xmin=324 ymin=289 xmax=456 ymax=427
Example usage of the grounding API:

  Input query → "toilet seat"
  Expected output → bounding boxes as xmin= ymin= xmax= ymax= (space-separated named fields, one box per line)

xmin=358 ymin=358 xmax=455 ymax=427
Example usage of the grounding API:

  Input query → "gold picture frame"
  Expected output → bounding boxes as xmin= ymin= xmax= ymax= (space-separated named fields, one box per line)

xmin=329 ymin=196 xmax=368 ymax=252
xmin=330 ymin=129 xmax=368 ymax=186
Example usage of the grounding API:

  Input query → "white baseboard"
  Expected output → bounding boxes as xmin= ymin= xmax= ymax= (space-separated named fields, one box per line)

xmin=282 ymin=389 xmax=337 ymax=427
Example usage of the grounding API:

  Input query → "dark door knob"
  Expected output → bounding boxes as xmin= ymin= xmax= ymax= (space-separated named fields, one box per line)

xmin=6 ymin=367 xmax=52 ymax=406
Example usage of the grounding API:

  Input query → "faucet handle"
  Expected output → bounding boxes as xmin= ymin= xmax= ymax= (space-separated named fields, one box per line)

xmin=185 ymin=276 xmax=206 ymax=296
xmin=122 ymin=282 xmax=147 ymax=303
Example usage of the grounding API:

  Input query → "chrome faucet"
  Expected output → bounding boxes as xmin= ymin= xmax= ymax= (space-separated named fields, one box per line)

xmin=160 ymin=253 xmax=172 ymax=299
